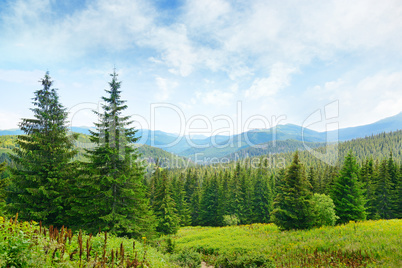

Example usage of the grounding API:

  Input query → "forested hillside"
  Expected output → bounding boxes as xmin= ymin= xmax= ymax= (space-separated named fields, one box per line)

xmin=222 ymin=139 xmax=327 ymax=160
xmin=221 ymin=130 xmax=402 ymax=162
xmin=148 ymin=130 xmax=401 ymax=228
xmin=0 ymin=133 xmax=189 ymax=168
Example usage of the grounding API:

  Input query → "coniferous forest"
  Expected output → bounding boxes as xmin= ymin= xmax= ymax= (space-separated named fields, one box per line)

xmin=0 ymin=72 xmax=401 ymax=267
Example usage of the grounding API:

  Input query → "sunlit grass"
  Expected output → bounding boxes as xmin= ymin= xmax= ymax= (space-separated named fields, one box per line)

xmin=174 ymin=219 xmax=402 ymax=267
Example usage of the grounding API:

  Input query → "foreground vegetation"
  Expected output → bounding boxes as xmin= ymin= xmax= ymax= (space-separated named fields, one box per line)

xmin=172 ymin=219 xmax=402 ymax=267
xmin=0 ymin=214 xmax=177 ymax=267
xmin=5 ymin=214 xmax=400 ymax=267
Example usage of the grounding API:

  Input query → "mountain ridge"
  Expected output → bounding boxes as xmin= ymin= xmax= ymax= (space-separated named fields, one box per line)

xmin=1 ymin=112 xmax=401 ymax=160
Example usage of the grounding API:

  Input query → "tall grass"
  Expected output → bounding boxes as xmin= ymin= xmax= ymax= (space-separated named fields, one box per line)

xmin=174 ymin=219 xmax=402 ymax=267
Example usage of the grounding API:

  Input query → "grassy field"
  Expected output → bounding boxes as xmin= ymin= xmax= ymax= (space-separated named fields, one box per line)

xmin=2 ymin=215 xmax=401 ymax=267
xmin=173 ymin=219 xmax=402 ymax=267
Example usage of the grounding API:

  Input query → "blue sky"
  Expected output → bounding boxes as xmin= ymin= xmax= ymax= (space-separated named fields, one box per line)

xmin=0 ymin=0 xmax=401 ymax=135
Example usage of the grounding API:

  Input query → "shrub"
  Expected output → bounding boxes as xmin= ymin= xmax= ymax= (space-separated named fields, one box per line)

xmin=311 ymin=193 xmax=338 ymax=227
xmin=215 ymin=253 xmax=275 ymax=268
xmin=170 ymin=248 xmax=201 ymax=268
xmin=223 ymin=214 xmax=240 ymax=226
xmin=0 ymin=216 xmax=37 ymax=268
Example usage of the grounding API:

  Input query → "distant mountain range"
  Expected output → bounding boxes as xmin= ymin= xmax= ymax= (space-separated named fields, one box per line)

xmin=1 ymin=112 xmax=401 ymax=161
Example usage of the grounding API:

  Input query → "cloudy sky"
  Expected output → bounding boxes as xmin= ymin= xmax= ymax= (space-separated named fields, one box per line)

xmin=0 ymin=0 xmax=401 ymax=135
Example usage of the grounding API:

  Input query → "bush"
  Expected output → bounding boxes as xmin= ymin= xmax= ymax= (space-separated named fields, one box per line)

xmin=223 ymin=214 xmax=240 ymax=226
xmin=0 ymin=216 xmax=37 ymax=268
xmin=170 ymin=248 xmax=202 ymax=268
xmin=215 ymin=253 xmax=275 ymax=268
xmin=311 ymin=193 xmax=339 ymax=227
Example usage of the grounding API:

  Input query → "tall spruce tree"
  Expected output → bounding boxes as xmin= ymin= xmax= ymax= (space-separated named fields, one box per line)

xmin=8 ymin=73 xmax=77 ymax=225
xmin=374 ymin=159 xmax=394 ymax=219
xmin=360 ymin=158 xmax=376 ymax=219
xmin=386 ymin=153 xmax=398 ymax=218
xmin=199 ymin=174 xmax=219 ymax=226
xmin=240 ymin=169 xmax=254 ymax=224
xmin=396 ymin=164 xmax=402 ymax=218
xmin=70 ymin=71 xmax=154 ymax=237
xmin=271 ymin=152 xmax=313 ymax=230
xmin=252 ymin=168 xmax=273 ymax=223
xmin=153 ymin=170 xmax=179 ymax=234
xmin=331 ymin=152 xmax=366 ymax=224
xmin=217 ymin=170 xmax=230 ymax=225
xmin=171 ymin=174 xmax=191 ymax=226
xmin=227 ymin=162 xmax=244 ymax=222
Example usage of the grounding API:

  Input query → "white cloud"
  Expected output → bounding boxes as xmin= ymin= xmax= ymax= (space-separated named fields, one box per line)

xmin=305 ymin=71 xmax=402 ymax=128
xmin=1 ymin=0 xmax=402 ymax=133
xmin=197 ymin=89 xmax=235 ymax=106
xmin=155 ymin=76 xmax=178 ymax=101
xmin=143 ymin=25 xmax=198 ymax=77
xmin=0 ymin=69 xmax=44 ymax=84
xmin=0 ymin=0 xmax=155 ymax=62
xmin=0 ymin=111 xmax=21 ymax=129
xmin=183 ymin=0 xmax=231 ymax=28
xmin=245 ymin=63 xmax=296 ymax=99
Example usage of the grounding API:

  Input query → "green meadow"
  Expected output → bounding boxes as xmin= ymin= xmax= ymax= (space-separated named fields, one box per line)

xmin=172 ymin=219 xmax=402 ymax=267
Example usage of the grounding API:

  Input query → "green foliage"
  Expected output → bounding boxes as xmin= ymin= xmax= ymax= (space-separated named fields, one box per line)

xmin=171 ymin=175 xmax=192 ymax=226
xmin=0 ymin=217 xmax=35 ymax=268
xmin=70 ymin=70 xmax=154 ymax=237
xmin=252 ymin=167 xmax=273 ymax=223
xmin=222 ymin=214 xmax=240 ymax=226
xmin=8 ymin=72 xmax=77 ymax=225
xmin=311 ymin=193 xmax=338 ymax=227
xmin=152 ymin=169 xmax=180 ymax=235
xmin=331 ymin=152 xmax=366 ymax=224
xmin=215 ymin=253 xmax=275 ymax=268
xmin=199 ymin=174 xmax=220 ymax=226
xmin=374 ymin=159 xmax=395 ymax=219
xmin=0 ymin=161 xmax=8 ymax=215
xmin=227 ymin=163 xmax=244 ymax=222
xmin=0 ymin=215 xmax=177 ymax=267
xmin=175 ymin=220 xmax=402 ymax=267
xmin=170 ymin=248 xmax=201 ymax=268
xmin=271 ymin=152 xmax=313 ymax=230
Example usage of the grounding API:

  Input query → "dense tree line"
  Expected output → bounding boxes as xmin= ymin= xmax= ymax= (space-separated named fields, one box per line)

xmin=145 ymin=148 xmax=400 ymax=231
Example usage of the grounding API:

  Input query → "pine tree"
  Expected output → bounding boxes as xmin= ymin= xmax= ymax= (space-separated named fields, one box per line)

xmin=227 ymin=162 xmax=244 ymax=221
xmin=70 ymin=70 xmax=154 ymax=237
xmin=252 ymin=167 xmax=273 ymax=223
xmin=271 ymin=152 xmax=313 ymax=230
xmin=189 ymin=184 xmax=202 ymax=226
xmin=307 ymin=167 xmax=319 ymax=193
xmin=272 ymin=168 xmax=285 ymax=197
xmin=360 ymin=158 xmax=376 ymax=219
xmin=171 ymin=174 xmax=191 ymax=226
xmin=396 ymin=164 xmax=402 ymax=218
xmin=199 ymin=174 xmax=219 ymax=226
xmin=8 ymin=72 xmax=77 ymax=225
xmin=240 ymin=169 xmax=254 ymax=224
xmin=153 ymin=170 xmax=179 ymax=234
xmin=217 ymin=170 xmax=230 ymax=225
xmin=331 ymin=152 xmax=366 ymax=224
xmin=387 ymin=153 xmax=398 ymax=218
xmin=374 ymin=159 xmax=394 ymax=219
